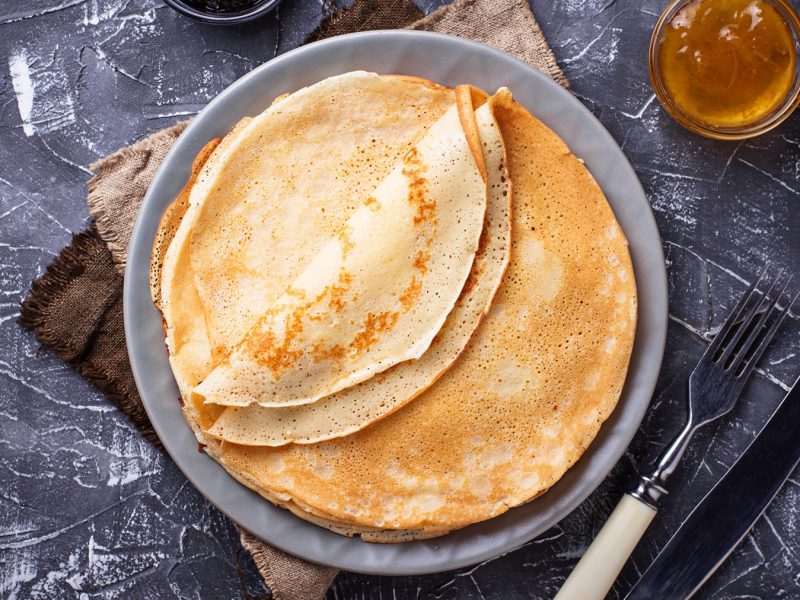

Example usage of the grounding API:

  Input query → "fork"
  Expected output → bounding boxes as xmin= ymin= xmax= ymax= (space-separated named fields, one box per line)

xmin=555 ymin=265 xmax=797 ymax=600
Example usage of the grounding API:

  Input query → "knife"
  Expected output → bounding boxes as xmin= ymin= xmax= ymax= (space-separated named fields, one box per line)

xmin=625 ymin=374 xmax=800 ymax=600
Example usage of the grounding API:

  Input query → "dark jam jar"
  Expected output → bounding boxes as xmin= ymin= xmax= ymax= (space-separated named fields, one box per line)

xmin=163 ymin=0 xmax=282 ymax=24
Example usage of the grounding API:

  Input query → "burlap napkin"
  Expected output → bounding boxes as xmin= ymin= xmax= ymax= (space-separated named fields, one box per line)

xmin=20 ymin=1 xmax=567 ymax=598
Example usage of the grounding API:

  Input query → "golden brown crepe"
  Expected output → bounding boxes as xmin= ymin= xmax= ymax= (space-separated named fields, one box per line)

xmin=207 ymin=99 xmax=512 ymax=445
xmin=158 ymin=72 xmax=455 ymax=434
xmin=187 ymin=72 xmax=458 ymax=363
xmin=153 ymin=76 xmax=636 ymax=539
xmin=211 ymin=88 xmax=636 ymax=533
xmin=194 ymin=95 xmax=489 ymax=408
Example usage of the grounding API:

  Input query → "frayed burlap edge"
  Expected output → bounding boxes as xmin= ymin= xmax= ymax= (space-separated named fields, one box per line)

xmin=87 ymin=122 xmax=190 ymax=275
xmin=18 ymin=229 xmax=102 ymax=352
xmin=305 ymin=0 xmax=423 ymax=43
xmin=18 ymin=228 xmax=162 ymax=447
xmin=239 ymin=529 xmax=338 ymax=600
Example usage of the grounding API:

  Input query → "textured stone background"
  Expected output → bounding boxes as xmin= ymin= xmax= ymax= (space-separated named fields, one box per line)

xmin=1 ymin=0 xmax=799 ymax=598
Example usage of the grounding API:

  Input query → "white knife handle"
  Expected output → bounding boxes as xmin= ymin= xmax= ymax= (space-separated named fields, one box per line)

xmin=554 ymin=494 xmax=657 ymax=600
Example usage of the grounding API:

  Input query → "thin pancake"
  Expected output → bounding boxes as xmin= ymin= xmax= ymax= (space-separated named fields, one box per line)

xmin=158 ymin=72 xmax=454 ymax=436
xmin=187 ymin=72 xmax=457 ymax=363
xmin=216 ymin=88 xmax=637 ymax=533
xmin=208 ymin=99 xmax=511 ymax=445
xmin=194 ymin=95 xmax=487 ymax=408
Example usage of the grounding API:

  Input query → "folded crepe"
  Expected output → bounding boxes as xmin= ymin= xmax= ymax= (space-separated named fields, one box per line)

xmin=194 ymin=89 xmax=489 ymax=408
xmin=157 ymin=72 xmax=455 ymax=432
xmin=208 ymin=95 xmax=511 ymax=445
xmin=188 ymin=71 xmax=457 ymax=361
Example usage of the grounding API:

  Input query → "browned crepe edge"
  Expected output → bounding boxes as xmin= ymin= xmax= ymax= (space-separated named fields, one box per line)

xmin=150 ymin=137 xmax=221 ymax=310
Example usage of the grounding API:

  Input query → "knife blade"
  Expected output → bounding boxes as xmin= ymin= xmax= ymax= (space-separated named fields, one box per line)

xmin=625 ymin=375 xmax=800 ymax=600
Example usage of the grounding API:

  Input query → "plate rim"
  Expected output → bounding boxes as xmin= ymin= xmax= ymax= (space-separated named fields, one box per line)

xmin=124 ymin=29 xmax=668 ymax=575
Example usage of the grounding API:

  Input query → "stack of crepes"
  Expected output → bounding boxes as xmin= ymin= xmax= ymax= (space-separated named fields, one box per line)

xmin=151 ymin=72 xmax=637 ymax=541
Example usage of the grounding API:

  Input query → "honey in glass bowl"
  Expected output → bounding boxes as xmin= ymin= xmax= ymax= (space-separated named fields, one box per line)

xmin=650 ymin=0 xmax=800 ymax=139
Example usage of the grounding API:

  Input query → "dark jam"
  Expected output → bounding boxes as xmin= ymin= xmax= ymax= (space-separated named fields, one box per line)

xmin=183 ymin=0 xmax=270 ymax=13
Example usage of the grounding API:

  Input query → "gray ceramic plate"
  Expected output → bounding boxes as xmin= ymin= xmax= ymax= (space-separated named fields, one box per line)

xmin=124 ymin=30 xmax=667 ymax=576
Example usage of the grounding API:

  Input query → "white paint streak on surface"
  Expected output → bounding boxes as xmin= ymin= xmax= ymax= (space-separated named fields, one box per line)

xmin=8 ymin=49 xmax=34 ymax=136
xmin=739 ymin=159 xmax=800 ymax=194
xmin=7 ymin=45 xmax=77 ymax=137
xmin=8 ymin=44 xmax=77 ymax=137
xmin=620 ymin=93 xmax=656 ymax=120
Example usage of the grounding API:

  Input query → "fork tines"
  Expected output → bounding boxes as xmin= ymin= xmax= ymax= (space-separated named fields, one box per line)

xmin=706 ymin=265 xmax=798 ymax=379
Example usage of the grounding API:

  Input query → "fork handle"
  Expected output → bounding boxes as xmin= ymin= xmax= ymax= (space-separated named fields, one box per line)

xmin=554 ymin=494 xmax=657 ymax=600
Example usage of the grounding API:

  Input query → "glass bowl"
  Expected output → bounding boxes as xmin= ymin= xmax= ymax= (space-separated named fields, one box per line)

xmin=649 ymin=0 xmax=800 ymax=140
xmin=163 ymin=0 xmax=283 ymax=25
